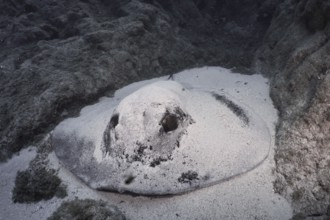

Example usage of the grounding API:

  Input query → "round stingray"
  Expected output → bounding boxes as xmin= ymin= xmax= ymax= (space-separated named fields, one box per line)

xmin=52 ymin=80 xmax=270 ymax=195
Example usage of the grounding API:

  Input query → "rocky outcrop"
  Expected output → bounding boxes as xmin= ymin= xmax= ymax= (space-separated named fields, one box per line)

xmin=48 ymin=199 xmax=126 ymax=220
xmin=256 ymin=0 xmax=330 ymax=217
xmin=0 ymin=0 xmax=187 ymax=160
xmin=0 ymin=0 xmax=277 ymax=161
xmin=1 ymin=0 xmax=329 ymax=218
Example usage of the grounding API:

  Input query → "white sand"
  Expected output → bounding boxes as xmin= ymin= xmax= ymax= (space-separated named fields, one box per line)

xmin=0 ymin=67 xmax=292 ymax=219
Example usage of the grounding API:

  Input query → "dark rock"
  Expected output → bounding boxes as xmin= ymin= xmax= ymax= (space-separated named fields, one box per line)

xmin=48 ymin=199 xmax=126 ymax=220
xmin=0 ymin=0 xmax=277 ymax=162
xmin=256 ymin=0 xmax=330 ymax=216
xmin=12 ymin=167 xmax=66 ymax=203
xmin=295 ymin=0 xmax=329 ymax=32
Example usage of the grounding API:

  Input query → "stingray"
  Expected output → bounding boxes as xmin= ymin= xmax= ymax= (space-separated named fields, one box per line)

xmin=52 ymin=79 xmax=270 ymax=195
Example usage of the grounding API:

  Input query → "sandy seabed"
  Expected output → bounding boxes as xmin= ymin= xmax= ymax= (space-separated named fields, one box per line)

xmin=0 ymin=67 xmax=292 ymax=220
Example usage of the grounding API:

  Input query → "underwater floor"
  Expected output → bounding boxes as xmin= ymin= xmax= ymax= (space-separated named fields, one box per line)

xmin=0 ymin=67 xmax=292 ymax=220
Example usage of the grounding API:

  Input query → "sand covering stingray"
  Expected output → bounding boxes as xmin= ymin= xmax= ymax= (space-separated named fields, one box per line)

xmin=52 ymin=77 xmax=270 ymax=195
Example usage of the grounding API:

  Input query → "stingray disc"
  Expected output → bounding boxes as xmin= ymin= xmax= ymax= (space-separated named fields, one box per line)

xmin=52 ymin=80 xmax=270 ymax=195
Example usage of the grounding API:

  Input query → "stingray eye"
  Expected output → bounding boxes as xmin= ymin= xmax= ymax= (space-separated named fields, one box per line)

xmin=161 ymin=113 xmax=178 ymax=133
xmin=110 ymin=114 xmax=119 ymax=128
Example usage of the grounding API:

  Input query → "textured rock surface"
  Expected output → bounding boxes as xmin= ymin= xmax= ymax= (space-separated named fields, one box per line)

xmin=48 ymin=199 xmax=126 ymax=220
xmin=0 ymin=0 xmax=329 ymax=218
xmin=0 ymin=0 xmax=278 ymax=161
xmin=12 ymin=167 xmax=66 ymax=203
xmin=256 ymin=0 xmax=330 ymax=217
